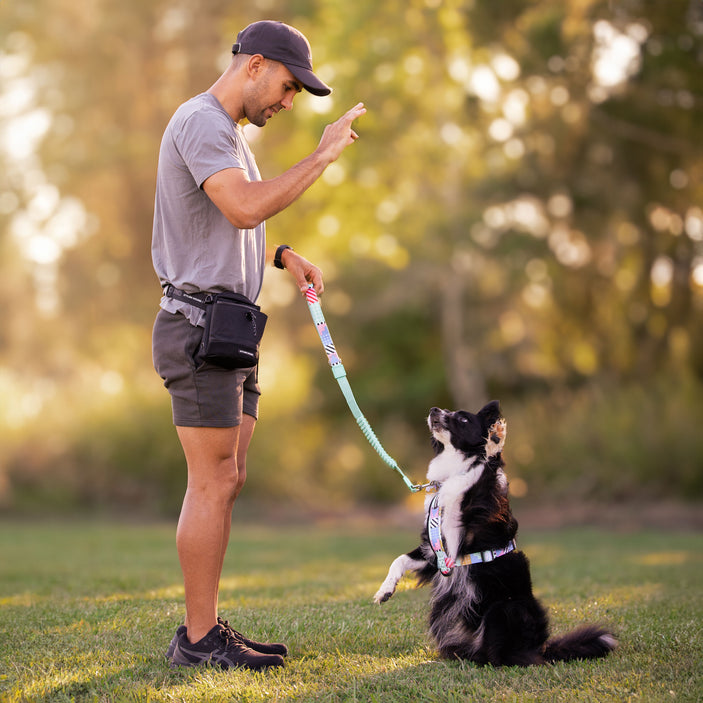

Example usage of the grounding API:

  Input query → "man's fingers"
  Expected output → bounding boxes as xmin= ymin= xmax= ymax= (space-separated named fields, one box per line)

xmin=342 ymin=103 xmax=366 ymax=125
xmin=350 ymin=104 xmax=366 ymax=119
xmin=300 ymin=281 xmax=323 ymax=296
xmin=301 ymin=268 xmax=324 ymax=297
xmin=307 ymin=268 xmax=324 ymax=296
xmin=340 ymin=104 xmax=364 ymax=142
xmin=288 ymin=256 xmax=324 ymax=297
xmin=317 ymin=103 xmax=366 ymax=161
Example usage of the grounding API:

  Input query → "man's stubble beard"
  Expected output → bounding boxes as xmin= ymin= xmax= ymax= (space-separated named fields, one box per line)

xmin=243 ymin=67 xmax=279 ymax=128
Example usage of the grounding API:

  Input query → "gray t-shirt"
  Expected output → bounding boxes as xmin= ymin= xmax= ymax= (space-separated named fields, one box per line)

xmin=152 ymin=92 xmax=266 ymax=326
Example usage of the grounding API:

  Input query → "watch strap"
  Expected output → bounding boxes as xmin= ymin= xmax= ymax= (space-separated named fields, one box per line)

xmin=274 ymin=244 xmax=292 ymax=270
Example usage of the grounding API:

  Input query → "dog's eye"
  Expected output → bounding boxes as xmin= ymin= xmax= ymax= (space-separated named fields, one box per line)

xmin=458 ymin=416 xmax=468 ymax=424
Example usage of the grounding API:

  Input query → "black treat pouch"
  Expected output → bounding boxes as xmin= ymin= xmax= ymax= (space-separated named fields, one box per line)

xmin=200 ymin=292 xmax=267 ymax=369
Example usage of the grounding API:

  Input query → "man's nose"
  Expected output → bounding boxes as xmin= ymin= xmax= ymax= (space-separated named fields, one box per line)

xmin=281 ymin=93 xmax=295 ymax=111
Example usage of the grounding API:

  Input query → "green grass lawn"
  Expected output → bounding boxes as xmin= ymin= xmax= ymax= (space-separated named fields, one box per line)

xmin=0 ymin=517 xmax=701 ymax=702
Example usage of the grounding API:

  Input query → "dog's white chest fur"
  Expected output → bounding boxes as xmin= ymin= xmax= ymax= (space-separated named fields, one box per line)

xmin=426 ymin=452 xmax=485 ymax=562
xmin=426 ymin=443 xmax=475 ymax=484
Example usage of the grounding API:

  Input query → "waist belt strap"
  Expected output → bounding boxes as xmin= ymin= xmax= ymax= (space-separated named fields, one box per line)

xmin=164 ymin=284 xmax=212 ymax=311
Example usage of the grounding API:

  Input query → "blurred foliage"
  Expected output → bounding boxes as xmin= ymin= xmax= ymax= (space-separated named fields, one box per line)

xmin=0 ymin=0 xmax=701 ymax=515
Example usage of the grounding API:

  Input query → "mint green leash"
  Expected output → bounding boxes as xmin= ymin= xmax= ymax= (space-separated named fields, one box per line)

xmin=304 ymin=285 xmax=423 ymax=493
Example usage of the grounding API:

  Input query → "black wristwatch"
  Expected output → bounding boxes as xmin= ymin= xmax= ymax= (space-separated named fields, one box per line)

xmin=274 ymin=244 xmax=292 ymax=270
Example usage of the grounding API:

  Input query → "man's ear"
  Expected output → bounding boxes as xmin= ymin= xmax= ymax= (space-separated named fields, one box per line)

xmin=246 ymin=54 xmax=266 ymax=79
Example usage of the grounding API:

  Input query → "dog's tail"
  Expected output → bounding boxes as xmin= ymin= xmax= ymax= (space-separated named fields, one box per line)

xmin=543 ymin=625 xmax=617 ymax=663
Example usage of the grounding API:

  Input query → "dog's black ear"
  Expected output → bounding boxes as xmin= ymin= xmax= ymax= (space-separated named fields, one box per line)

xmin=477 ymin=400 xmax=501 ymax=425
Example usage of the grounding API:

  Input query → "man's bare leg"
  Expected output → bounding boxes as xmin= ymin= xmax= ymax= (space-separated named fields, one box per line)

xmin=175 ymin=423 xmax=253 ymax=644
xmin=216 ymin=414 xmax=256 ymax=595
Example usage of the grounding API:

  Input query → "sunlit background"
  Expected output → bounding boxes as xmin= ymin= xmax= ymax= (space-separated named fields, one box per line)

xmin=0 ymin=0 xmax=701 ymax=520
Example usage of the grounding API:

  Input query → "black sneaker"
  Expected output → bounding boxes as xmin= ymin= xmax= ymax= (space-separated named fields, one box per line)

xmin=165 ymin=625 xmax=187 ymax=660
xmin=218 ymin=617 xmax=289 ymax=657
xmin=170 ymin=624 xmax=285 ymax=670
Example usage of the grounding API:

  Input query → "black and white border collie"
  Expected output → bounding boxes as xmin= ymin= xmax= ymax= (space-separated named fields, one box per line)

xmin=374 ymin=401 xmax=617 ymax=666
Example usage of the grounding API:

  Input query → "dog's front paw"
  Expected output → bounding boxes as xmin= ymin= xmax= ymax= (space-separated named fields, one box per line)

xmin=486 ymin=418 xmax=507 ymax=456
xmin=374 ymin=553 xmax=418 ymax=604
xmin=373 ymin=587 xmax=395 ymax=604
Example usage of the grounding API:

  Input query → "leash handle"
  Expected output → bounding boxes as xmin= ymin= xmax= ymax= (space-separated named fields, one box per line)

xmin=304 ymin=286 xmax=345 ymax=376
xmin=304 ymin=285 xmax=421 ymax=493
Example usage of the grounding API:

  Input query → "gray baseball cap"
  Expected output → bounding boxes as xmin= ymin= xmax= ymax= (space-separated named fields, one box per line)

xmin=232 ymin=21 xmax=332 ymax=97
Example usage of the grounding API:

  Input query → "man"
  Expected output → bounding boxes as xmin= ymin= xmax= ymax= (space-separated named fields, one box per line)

xmin=151 ymin=20 xmax=365 ymax=670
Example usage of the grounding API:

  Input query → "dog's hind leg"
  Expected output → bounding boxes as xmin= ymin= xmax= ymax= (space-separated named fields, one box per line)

xmin=374 ymin=548 xmax=427 ymax=604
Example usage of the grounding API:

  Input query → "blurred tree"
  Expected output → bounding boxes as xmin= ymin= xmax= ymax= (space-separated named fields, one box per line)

xmin=0 ymin=0 xmax=701 ymax=511
xmin=285 ymin=0 xmax=703 ymax=397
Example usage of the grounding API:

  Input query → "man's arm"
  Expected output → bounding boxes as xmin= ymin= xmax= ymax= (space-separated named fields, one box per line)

xmin=203 ymin=103 xmax=366 ymax=230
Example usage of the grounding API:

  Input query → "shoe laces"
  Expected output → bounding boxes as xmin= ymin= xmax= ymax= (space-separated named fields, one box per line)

xmin=217 ymin=618 xmax=246 ymax=644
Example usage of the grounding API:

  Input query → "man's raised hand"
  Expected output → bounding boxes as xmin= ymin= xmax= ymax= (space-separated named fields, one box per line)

xmin=316 ymin=102 xmax=367 ymax=163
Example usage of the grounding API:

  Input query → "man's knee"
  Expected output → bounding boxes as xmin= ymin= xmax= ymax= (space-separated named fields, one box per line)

xmin=235 ymin=464 xmax=247 ymax=493
xmin=176 ymin=424 xmax=251 ymax=502
xmin=185 ymin=451 xmax=240 ymax=501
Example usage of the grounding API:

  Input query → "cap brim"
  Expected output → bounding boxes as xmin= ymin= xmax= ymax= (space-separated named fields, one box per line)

xmin=286 ymin=64 xmax=332 ymax=96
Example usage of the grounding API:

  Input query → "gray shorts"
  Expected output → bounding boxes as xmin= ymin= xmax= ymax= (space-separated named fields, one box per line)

xmin=152 ymin=309 xmax=260 ymax=427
